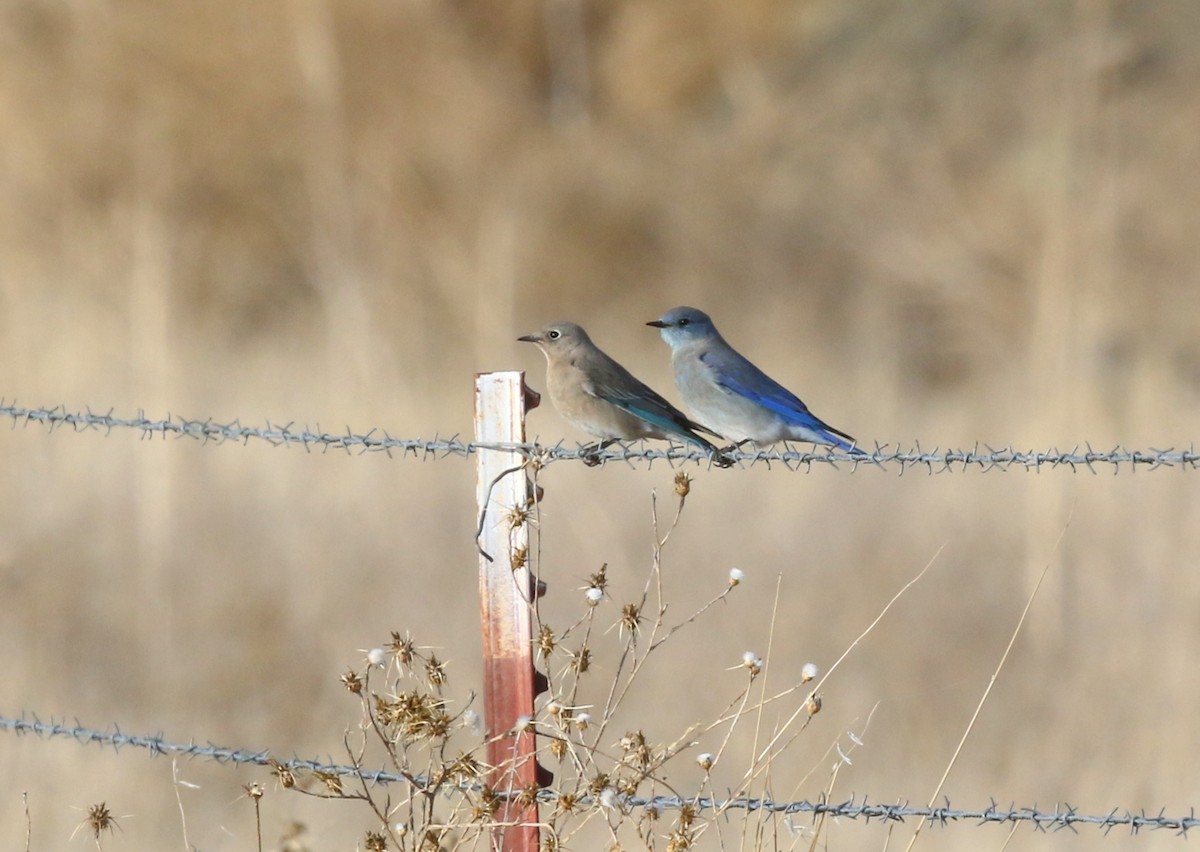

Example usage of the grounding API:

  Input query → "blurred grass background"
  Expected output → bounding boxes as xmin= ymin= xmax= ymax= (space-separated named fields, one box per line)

xmin=1 ymin=0 xmax=1198 ymax=848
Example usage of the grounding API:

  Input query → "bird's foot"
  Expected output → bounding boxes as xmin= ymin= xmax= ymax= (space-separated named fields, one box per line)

xmin=580 ymin=439 xmax=617 ymax=467
xmin=711 ymin=449 xmax=735 ymax=468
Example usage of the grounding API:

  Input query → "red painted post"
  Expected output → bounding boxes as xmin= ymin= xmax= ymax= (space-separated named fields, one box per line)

xmin=474 ymin=371 xmax=543 ymax=851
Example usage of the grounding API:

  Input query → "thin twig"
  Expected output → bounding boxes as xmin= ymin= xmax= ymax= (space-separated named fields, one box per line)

xmin=904 ymin=507 xmax=1071 ymax=851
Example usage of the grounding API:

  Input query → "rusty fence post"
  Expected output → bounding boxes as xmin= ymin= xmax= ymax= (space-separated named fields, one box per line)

xmin=474 ymin=371 xmax=547 ymax=851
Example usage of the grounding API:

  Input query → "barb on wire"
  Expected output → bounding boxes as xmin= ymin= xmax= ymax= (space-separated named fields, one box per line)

xmin=3 ymin=715 xmax=1197 ymax=836
xmin=2 ymin=400 xmax=1196 ymax=472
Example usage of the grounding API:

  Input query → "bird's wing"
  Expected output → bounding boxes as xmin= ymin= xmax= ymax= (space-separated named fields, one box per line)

xmin=584 ymin=369 xmax=718 ymax=449
xmin=701 ymin=348 xmax=857 ymax=444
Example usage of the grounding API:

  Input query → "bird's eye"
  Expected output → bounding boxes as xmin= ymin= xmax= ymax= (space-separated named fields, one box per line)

xmin=678 ymin=318 xmax=690 ymax=327
xmin=547 ymin=329 xmax=561 ymax=340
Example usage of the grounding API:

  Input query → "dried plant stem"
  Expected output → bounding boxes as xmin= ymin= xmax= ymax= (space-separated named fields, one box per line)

xmin=904 ymin=510 xmax=1071 ymax=851
xmin=171 ymin=759 xmax=190 ymax=851
xmin=751 ymin=545 xmax=943 ymax=771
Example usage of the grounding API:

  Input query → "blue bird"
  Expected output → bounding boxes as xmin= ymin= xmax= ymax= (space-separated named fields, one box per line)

xmin=648 ymin=306 xmax=864 ymax=454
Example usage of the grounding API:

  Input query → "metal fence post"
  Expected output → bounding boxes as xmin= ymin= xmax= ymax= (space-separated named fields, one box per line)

xmin=474 ymin=371 xmax=545 ymax=851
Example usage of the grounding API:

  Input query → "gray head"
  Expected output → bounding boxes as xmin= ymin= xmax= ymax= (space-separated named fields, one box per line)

xmin=517 ymin=321 xmax=595 ymax=359
xmin=646 ymin=306 xmax=720 ymax=349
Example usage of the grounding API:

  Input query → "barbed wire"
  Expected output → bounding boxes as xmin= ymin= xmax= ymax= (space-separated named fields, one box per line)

xmin=4 ymin=715 xmax=1196 ymax=836
xmin=2 ymin=400 xmax=1196 ymax=472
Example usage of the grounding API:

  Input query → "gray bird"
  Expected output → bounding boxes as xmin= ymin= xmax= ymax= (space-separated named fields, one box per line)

xmin=518 ymin=321 xmax=723 ymax=459
xmin=648 ymin=306 xmax=863 ymax=454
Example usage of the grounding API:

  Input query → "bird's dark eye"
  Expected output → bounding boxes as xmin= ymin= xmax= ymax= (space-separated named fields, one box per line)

xmin=678 ymin=318 xmax=690 ymax=327
xmin=547 ymin=329 xmax=561 ymax=340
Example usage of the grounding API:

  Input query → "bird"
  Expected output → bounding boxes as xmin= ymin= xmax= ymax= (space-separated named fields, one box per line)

xmin=518 ymin=321 xmax=726 ymax=461
xmin=647 ymin=306 xmax=864 ymax=454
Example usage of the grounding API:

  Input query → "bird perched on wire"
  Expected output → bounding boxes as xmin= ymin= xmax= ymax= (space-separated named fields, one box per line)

xmin=648 ymin=306 xmax=864 ymax=455
xmin=519 ymin=321 xmax=727 ymax=463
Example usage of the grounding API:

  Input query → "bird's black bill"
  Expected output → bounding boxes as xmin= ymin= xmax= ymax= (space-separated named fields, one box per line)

xmin=646 ymin=320 xmax=668 ymax=328
xmin=517 ymin=334 xmax=539 ymax=342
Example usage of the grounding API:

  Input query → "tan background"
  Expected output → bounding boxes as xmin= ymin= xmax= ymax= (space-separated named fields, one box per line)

xmin=1 ymin=0 xmax=1198 ymax=849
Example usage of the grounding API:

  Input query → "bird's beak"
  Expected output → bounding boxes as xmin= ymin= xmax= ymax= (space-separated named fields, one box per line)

xmin=517 ymin=333 xmax=539 ymax=343
xmin=646 ymin=320 xmax=668 ymax=328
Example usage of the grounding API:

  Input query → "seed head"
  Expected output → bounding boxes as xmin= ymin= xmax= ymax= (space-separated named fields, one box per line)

xmin=674 ymin=472 xmax=692 ymax=499
xmin=462 ymin=708 xmax=482 ymax=735
xmin=79 ymin=802 xmax=120 ymax=841
xmin=386 ymin=632 xmax=416 ymax=665
xmin=741 ymin=651 xmax=763 ymax=676
xmin=538 ymin=624 xmax=556 ymax=658
xmin=341 ymin=669 xmax=364 ymax=695
xmin=620 ymin=603 xmax=643 ymax=635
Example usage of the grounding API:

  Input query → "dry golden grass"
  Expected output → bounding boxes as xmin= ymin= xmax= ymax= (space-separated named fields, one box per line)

xmin=1 ymin=0 xmax=1199 ymax=848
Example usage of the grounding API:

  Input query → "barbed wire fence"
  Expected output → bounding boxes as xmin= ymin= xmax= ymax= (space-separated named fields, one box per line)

xmin=4 ymin=391 xmax=1198 ymax=848
xmin=3 ymin=400 xmax=1197 ymax=472
xmin=4 ymin=716 xmax=1196 ymax=837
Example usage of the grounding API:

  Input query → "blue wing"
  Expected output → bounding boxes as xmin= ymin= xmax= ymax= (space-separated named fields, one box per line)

xmin=703 ymin=350 xmax=861 ymax=452
xmin=589 ymin=374 xmax=719 ymax=451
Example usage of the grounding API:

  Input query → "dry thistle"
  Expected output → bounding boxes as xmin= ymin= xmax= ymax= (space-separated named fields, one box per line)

xmin=474 ymin=787 xmax=501 ymax=821
xmin=569 ymin=646 xmax=591 ymax=674
xmin=341 ymin=668 xmax=364 ymax=695
xmin=695 ymin=752 xmax=714 ymax=771
xmin=805 ymin=693 xmax=823 ymax=716
xmin=314 ymin=770 xmax=344 ymax=796
xmin=79 ymin=802 xmax=120 ymax=842
xmin=620 ymin=602 xmax=643 ymax=636
xmin=446 ymin=753 xmax=485 ymax=785
xmin=364 ymin=829 xmax=388 ymax=851
xmin=673 ymin=471 xmax=692 ymax=499
xmin=801 ymin=662 xmax=819 ymax=683
xmin=511 ymin=544 xmax=529 ymax=571
xmin=504 ymin=498 xmax=536 ymax=530
xmin=386 ymin=632 xmax=416 ymax=666
xmin=425 ymin=653 xmax=448 ymax=688
xmin=677 ymin=802 xmax=698 ymax=829
xmin=515 ymin=783 xmax=541 ymax=809
xmin=243 ymin=782 xmax=264 ymax=801
xmin=556 ymin=793 xmax=580 ymax=818
xmin=727 ymin=567 xmax=745 ymax=587
xmin=269 ymin=758 xmax=296 ymax=789
xmin=666 ymin=828 xmax=694 ymax=851
xmin=587 ymin=563 xmax=608 ymax=591
xmin=376 ymin=691 xmax=451 ymax=742
xmin=587 ymin=773 xmax=611 ymax=796
xmin=618 ymin=730 xmax=652 ymax=771
xmin=538 ymin=624 xmax=556 ymax=658
xmin=740 ymin=651 xmax=763 ymax=677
